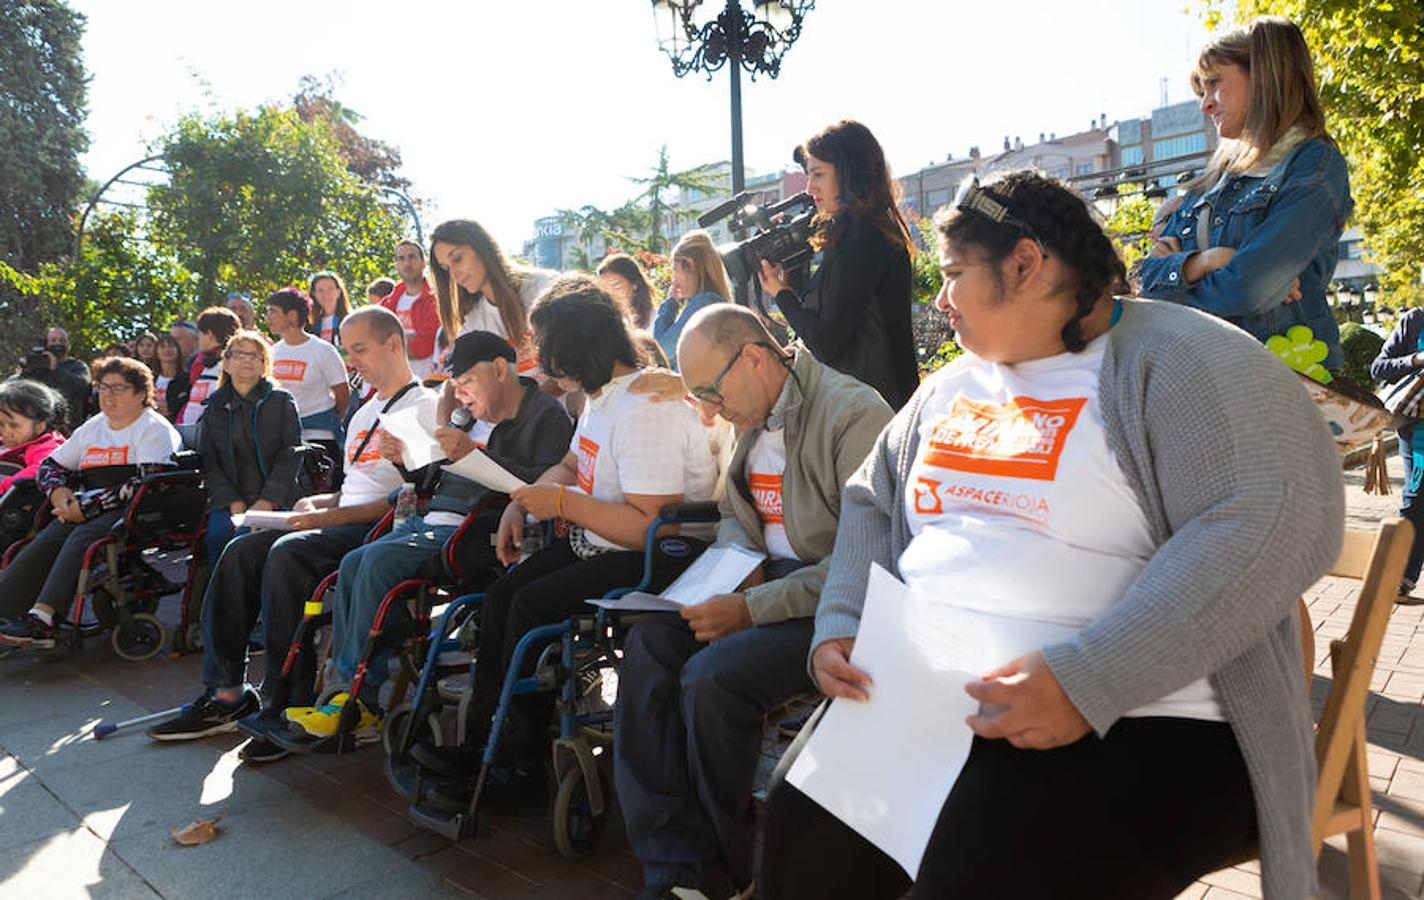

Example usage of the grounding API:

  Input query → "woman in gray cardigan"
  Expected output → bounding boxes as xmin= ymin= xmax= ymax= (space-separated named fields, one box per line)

xmin=760 ymin=171 xmax=1343 ymax=900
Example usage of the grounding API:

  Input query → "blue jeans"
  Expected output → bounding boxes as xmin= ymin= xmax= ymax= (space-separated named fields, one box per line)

xmin=205 ymin=508 xmax=250 ymax=571
xmin=1398 ymin=424 xmax=1424 ymax=584
xmin=329 ymin=515 xmax=457 ymax=699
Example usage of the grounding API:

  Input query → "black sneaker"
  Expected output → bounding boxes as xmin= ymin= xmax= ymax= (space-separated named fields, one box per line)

xmin=146 ymin=689 xmax=260 ymax=741
xmin=410 ymin=742 xmax=480 ymax=779
xmin=236 ymin=708 xmax=293 ymax=762
xmin=238 ymin=737 xmax=290 ymax=763
xmin=0 ymin=613 xmax=56 ymax=650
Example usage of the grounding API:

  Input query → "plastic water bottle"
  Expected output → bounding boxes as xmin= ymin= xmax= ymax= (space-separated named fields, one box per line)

xmin=394 ymin=483 xmax=417 ymax=527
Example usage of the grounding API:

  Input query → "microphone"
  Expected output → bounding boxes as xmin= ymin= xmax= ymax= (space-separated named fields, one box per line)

xmin=448 ymin=407 xmax=472 ymax=430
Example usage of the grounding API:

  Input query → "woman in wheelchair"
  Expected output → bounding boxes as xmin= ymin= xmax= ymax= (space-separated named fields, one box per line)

xmin=418 ymin=275 xmax=719 ymax=810
xmin=0 ymin=380 xmax=66 ymax=496
xmin=759 ymin=171 xmax=1344 ymax=899
xmin=198 ymin=329 xmax=304 ymax=567
xmin=0 ymin=357 xmax=181 ymax=649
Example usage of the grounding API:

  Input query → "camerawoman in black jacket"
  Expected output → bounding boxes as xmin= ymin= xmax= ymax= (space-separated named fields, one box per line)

xmin=758 ymin=120 xmax=918 ymax=411
xmin=199 ymin=331 xmax=303 ymax=566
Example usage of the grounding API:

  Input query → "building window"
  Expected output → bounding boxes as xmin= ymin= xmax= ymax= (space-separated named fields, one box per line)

xmin=926 ymin=188 xmax=951 ymax=213
xmin=1076 ymin=162 xmax=1095 ymax=175
xmin=1152 ymin=133 xmax=1207 ymax=160
xmin=1121 ymin=145 xmax=1144 ymax=167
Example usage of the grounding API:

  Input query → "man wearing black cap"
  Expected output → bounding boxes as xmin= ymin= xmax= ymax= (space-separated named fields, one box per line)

xmin=281 ymin=329 xmax=575 ymax=743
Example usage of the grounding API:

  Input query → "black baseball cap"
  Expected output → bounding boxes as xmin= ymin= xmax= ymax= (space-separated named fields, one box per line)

xmin=448 ymin=330 xmax=516 ymax=377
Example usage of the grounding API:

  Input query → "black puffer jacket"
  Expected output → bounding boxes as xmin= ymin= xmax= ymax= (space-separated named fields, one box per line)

xmin=198 ymin=380 xmax=302 ymax=511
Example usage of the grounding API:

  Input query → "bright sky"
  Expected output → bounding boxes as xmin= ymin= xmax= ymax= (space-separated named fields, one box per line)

xmin=72 ymin=0 xmax=1217 ymax=252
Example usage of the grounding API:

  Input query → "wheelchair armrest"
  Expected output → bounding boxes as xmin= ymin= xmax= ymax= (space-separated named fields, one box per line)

xmin=657 ymin=501 xmax=720 ymax=524
xmin=140 ymin=469 xmax=204 ymax=487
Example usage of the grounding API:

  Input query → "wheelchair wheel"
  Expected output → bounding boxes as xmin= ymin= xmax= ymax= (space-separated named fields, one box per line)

xmin=552 ymin=762 xmax=610 ymax=860
xmin=111 ymin=613 xmax=165 ymax=661
xmin=382 ymin=701 xmax=444 ymax=801
xmin=181 ymin=622 xmax=203 ymax=653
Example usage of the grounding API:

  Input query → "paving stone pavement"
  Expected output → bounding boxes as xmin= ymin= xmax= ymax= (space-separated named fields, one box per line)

xmin=2 ymin=456 xmax=1423 ymax=899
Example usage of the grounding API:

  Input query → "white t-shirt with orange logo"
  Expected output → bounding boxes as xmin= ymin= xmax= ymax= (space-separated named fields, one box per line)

xmin=899 ymin=334 xmax=1222 ymax=722
xmin=571 ymin=370 xmax=718 ymax=551
xmin=339 ymin=384 xmax=437 ymax=507
xmin=746 ymin=427 xmax=799 ymax=560
xmin=272 ymin=335 xmax=349 ymax=439
xmin=49 ymin=408 xmax=181 ymax=473
xmin=179 ymin=363 xmax=221 ymax=425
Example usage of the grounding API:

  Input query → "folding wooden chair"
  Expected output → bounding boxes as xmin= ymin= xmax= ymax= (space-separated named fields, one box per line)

xmin=1310 ymin=516 xmax=1413 ymax=899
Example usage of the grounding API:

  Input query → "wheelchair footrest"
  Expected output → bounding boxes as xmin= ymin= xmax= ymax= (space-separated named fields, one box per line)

xmin=406 ymin=802 xmax=477 ymax=841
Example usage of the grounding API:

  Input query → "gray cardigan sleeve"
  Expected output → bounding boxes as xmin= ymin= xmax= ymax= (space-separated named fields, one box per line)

xmin=1042 ymin=322 xmax=1345 ymax=735
xmin=810 ymin=398 xmax=920 ymax=656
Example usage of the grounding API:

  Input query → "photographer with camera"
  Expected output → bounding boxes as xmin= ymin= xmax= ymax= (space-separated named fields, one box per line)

xmin=10 ymin=328 xmax=90 ymax=433
xmin=756 ymin=120 xmax=918 ymax=411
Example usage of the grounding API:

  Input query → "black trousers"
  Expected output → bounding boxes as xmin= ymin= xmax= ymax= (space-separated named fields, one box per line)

xmin=200 ymin=522 xmax=370 ymax=706
xmin=614 ymin=613 xmax=815 ymax=891
xmin=761 ymin=715 xmax=1258 ymax=900
xmin=468 ymin=537 xmax=700 ymax=768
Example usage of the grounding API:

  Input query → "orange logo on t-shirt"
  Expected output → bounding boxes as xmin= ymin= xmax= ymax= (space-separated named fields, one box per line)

xmin=921 ymin=395 xmax=1086 ymax=482
xmin=749 ymin=473 xmax=785 ymax=525
xmin=576 ymin=436 xmax=599 ymax=493
xmin=273 ymin=359 xmax=308 ymax=382
xmin=190 ymin=381 xmax=213 ymax=403
xmin=913 ymin=477 xmax=944 ymax=515
xmin=396 ymin=308 xmax=415 ymax=334
xmin=81 ymin=446 xmax=129 ymax=468
xmin=349 ymin=429 xmax=382 ymax=465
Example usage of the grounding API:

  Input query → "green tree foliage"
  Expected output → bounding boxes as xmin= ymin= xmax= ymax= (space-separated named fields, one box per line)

xmin=1102 ymin=187 xmax=1157 ymax=271
xmin=147 ymin=103 xmax=404 ymax=308
xmin=0 ymin=0 xmax=89 ymax=272
xmin=0 ymin=210 xmax=195 ymax=361
xmin=292 ymin=75 xmax=410 ymax=192
xmin=558 ymin=146 xmax=722 ymax=256
xmin=1213 ymin=1 xmax=1424 ymax=298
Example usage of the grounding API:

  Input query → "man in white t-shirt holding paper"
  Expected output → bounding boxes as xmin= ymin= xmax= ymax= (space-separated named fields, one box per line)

xmin=613 ymin=305 xmax=893 ymax=899
xmin=148 ymin=306 xmax=437 ymax=761
xmin=266 ymin=287 xmax=351 ymax=461
xmin=381 ymin=241 xmax=440 ymax=379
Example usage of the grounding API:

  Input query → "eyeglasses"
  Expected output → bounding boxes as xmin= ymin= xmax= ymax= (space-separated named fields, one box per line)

xmin=225 ymin=349 xmax=262 ymax=362
xmin=952 ymin=177 xmax=1049 ymax=259
xmin=95 ymin=381 xmax=133 ymax=395
xmin=689 ymin=341 xmax=784 ymax=406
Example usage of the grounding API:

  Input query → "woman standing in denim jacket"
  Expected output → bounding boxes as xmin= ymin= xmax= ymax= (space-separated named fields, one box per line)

xmin=1137 ymin=16 xmax=1352 ymax=372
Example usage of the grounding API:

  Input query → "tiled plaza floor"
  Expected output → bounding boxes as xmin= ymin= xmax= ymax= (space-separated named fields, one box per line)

xmin=2 ymin=458 xmax=1422 ymax=898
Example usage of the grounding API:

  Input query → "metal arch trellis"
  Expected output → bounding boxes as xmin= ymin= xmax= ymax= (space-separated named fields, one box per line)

xmin=73 ymin=153 xmax=425 ymax=262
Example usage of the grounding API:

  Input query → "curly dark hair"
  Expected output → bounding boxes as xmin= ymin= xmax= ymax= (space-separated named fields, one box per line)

xmin=528 ymin=275 xmax=638 ymax=392
xmin=933 ymin=170 xmax=1128 ymax=353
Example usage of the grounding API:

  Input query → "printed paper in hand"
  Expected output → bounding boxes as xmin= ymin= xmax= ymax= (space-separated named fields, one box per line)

xmin=587 ymin=543 xmax=765 ymax=612
xmin=230 ymin=510 xmax=304 ymax=532
xmin=786 ymin=563 xmax=988 ymax=878
xmin=379 ymin=403 xmax=442 ymax=470
xmin=441 ymin=448 xmax=527 ymax=494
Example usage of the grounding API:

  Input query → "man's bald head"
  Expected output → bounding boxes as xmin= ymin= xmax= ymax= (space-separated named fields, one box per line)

xmin=678 ymin=304 xmax=791 ymax=432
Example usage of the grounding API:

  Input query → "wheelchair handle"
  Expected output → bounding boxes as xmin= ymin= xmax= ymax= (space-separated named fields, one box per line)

xmin=656 ymin=501 xmax=720 ymax=523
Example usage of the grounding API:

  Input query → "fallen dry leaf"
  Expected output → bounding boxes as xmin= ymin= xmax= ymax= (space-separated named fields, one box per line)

xmin=170 ymin=812 xmax=225 ymax=846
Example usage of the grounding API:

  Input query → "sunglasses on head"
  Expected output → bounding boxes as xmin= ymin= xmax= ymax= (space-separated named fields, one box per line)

xmin=952 ymin=177 xmax=1049 ymax=259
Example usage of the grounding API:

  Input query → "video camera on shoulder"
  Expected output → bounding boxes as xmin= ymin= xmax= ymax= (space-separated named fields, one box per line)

xmin=698 ymin=191 xmax=817 ymax=287
xmin=20 ymin=340 xmax=54 ymax=375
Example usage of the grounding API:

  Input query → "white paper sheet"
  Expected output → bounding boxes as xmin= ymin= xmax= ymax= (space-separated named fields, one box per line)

xmin=584 ymin=544 xmax=766 ymax=613
xmin=378 ymin=403 xmax=442 ymax=470
xmin=786 ymin=564 xmax=990 ymax=878
xmin=440 ymin=448 xmax=527 ymax=494
xmin=229 ymin=510 xmax=304 ymax=532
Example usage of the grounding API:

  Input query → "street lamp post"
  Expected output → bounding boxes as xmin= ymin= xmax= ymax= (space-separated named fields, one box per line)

xmin=651 ymin=0 xmax=814 ymax=194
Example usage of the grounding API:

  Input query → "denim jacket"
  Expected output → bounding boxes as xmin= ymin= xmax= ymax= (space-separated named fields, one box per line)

xmin=653 ymin=291 xmax=723 ymax=370
xmin=1137 ymin=137 xmax=1352 ymax=371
